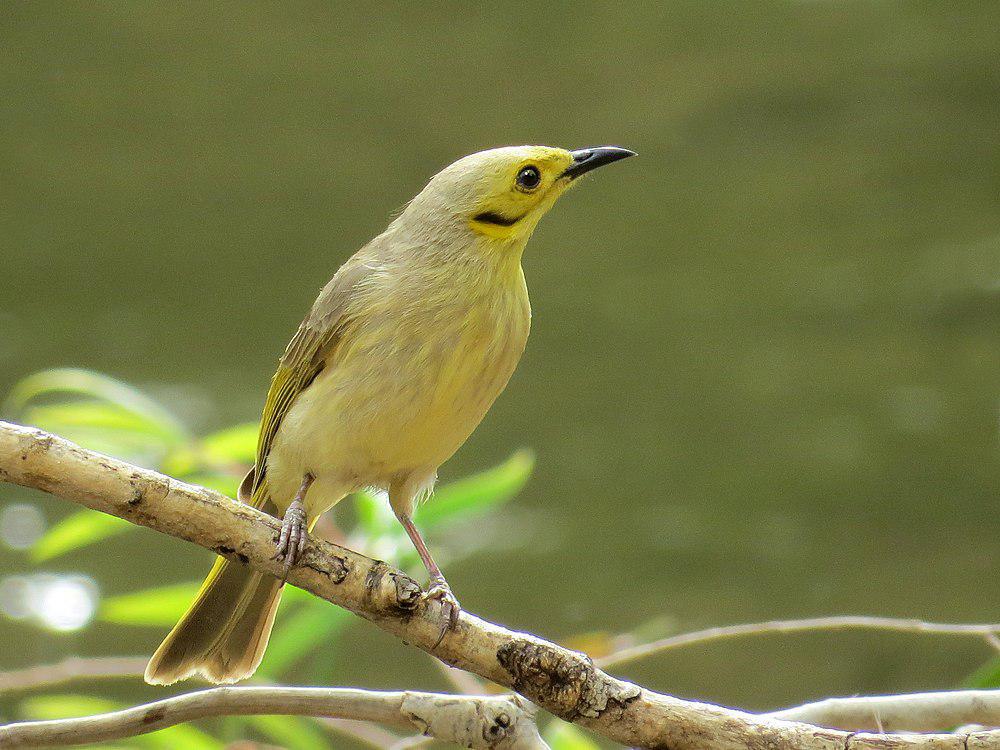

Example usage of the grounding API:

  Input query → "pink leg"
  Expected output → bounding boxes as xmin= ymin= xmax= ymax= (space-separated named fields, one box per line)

xmin=395 ymin=511 xmax=461 ymax=646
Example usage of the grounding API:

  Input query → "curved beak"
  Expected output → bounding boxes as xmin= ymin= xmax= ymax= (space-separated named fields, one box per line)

xmin=562 ymin=146 xmax=637 ymax=179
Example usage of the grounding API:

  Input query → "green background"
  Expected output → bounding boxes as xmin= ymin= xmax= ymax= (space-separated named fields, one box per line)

xmin=2 ymin=1 xmax=999 ymax=745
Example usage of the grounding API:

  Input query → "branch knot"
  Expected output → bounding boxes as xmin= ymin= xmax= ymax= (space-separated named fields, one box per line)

xmin=496 ymin=640 xmax=640 ymax=721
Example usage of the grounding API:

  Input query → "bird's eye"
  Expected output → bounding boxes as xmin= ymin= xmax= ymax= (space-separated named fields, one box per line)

xmin=516 ymin=165 xmax=541 ymax=191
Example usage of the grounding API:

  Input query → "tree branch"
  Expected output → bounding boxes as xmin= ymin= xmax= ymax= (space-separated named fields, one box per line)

xmin=6 ymin=659 xmax=1000 ymax=739
xmin=0 ymin=657 xmax=150 ymax=694
xmin=2 ymin=421 xmax=999 ymax=749
xmin=768 ymin=690 xmax=1000 ymax=733
xmin=0 ymin=687 xmax=545 ymax=749
xmin=597 ymin=616 xmax=1000 ymax=668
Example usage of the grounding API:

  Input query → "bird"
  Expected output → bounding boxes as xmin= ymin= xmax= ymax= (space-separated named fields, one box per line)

xmin=144 ymin=144 xmax=635 ymax=685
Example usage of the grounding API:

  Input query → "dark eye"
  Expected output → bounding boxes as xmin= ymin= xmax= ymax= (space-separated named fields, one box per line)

xmin=516 ymin=165 xmax=541 ymax=190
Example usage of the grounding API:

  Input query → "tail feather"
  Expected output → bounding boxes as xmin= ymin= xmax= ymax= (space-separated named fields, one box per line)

xmin=144 ymin=557 xmax=283 ymax=685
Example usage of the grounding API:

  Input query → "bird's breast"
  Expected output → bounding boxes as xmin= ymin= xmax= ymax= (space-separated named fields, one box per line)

xmin=272 ymin=270 xmax=530 ymax=494
xmin=368 ymin=280 xmax=530 ymax=461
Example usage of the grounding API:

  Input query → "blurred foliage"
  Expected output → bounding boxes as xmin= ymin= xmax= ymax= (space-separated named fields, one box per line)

xmin=19 ymin=694 xmax=222 ymax=749
xmin=31 ymin=511 xmax=133 ymax=563
xmin=545 ymin=722 xmax=602 ymax=750
xmin=965 ymin=657 xmax=1000 ymax=690
xmin=246 ymin=715 xmax=333 ymax=750
xmin=2 ymin=368 xmax=538 ymax=748
xmin=98 ymin=583 xmax=204 ymax=627
xmin=7 ymin=368 xmax=534 ymax=567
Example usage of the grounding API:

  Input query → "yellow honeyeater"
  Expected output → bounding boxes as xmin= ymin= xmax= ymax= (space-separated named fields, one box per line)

xmin=145 ymin=145 xmax=635 ymax=685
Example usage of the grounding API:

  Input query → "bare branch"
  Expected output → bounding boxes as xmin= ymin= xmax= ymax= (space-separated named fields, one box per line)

xmin=0 ymin=658 xmax=409 ymax=749
xmin=2 ymin=421 xmax=999 ymax=749
xmin=0 ymin=686 xmax=545 ymax=749
xmin=0 ymin=657 xmax=149 ymax=694
xmin=597 ymin=616 xmax=1000 ymax=668
xmin=769 ymin=690 xmax=1000 ymax=732
xmin=7 ymin=655 xmax=1000 ymax=742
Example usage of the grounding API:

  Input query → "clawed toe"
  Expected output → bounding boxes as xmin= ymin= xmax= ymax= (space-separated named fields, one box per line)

xmin=273 ymin=500 xmax=308 ymax=581
xmin=424 ymin=579 xmax=461 ymax=647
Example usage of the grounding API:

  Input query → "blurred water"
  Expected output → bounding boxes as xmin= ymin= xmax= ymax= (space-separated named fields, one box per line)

xmin=1 ymin=0 xmax=999 ymax=740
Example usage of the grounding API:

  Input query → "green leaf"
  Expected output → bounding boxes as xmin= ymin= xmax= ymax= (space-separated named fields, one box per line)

xmin=544 ymin=721 xmax=601 ymax=750
xmin=23 ymin=402 xmax=168 ymax=436
xmin=248 ymin=715 xmax=332 ymax=750
xmin=417 ymin=450 xmax=534 ymax=528
xmin=180 ymin=471 xmax=242 ymax=498
xmin=159 ymin=445 xmax=199 ymax=477
xmin=139 ymin=723 xmax=223 ymax=750
xmin=282 ymin=584 xmax=314 ymax=604
xmin=353 ymin=489 xmax=396 ymax=538
xmin=32 ymin=509 xmax=134 ymax=562
xmin=259 ymin=598 xmax=351 ymax=678
xmin=965 ymin=656 xmax=1000 ymax=688
xmin=22 ymin=422 xmax=175 ymax=467
xmin=198 ymin=422 xmax=259 ymax=466
xmin=20 ymin=694 xmax=121 ymax=718
xmin=98 ymin=581 xmax=202 ymax=626
xmin=18 ymin=694 xmax=222 ymax=749
xmin=5 ymin=369 xmax=193 ymax=468
xmin=4 ymin=368 xmax=189 ymax=445
xmin=163 ymin=423 xmax=257 ymax=481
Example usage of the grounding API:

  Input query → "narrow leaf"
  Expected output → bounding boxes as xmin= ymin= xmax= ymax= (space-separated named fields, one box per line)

xmin=4 ymin=369 xmax=189 ymax=445
xmin=248 ymin=715 xmax=332 ymax=750
xmin=98 ymin=582 xmax=201 ymax=626
xmin=198 ymin=422 xmax=259 ymax=466
xmin=353 ymin=489 xmax=395 ymax=537
xmin=138 ymin=723 xmax=223 ymax=750
xmin=20 ymin=424 xmax=173 ymax=467
xmin=20 ymin=694 xmax=121 ymax=718
xmin=965 ymin=657 xmax=1000 ymax=688
xmin=260 ymin=598 xmax=351 ymax=678
xmin=544 ymin=721 xmax=601 ymax=750
xmin=32 ymin=509 xmax=134 ymax=562
xmin=180 ymin=472 xmax=242 ymax=499
xmin=417 ymin=450 xmax=534 ymax=528
xmin=23 ymin=402 xmax=170 ymax=436
xmin=282 ymin=584 xmax=314 ymax=605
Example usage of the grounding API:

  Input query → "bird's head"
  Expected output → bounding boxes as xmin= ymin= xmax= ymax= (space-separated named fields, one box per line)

xmin=399 ymin=145 xmax=635 ymax=246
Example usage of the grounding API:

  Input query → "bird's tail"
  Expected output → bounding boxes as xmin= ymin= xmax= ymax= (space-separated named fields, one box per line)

xmin=144 ymin=556 xmax=283 ymax=685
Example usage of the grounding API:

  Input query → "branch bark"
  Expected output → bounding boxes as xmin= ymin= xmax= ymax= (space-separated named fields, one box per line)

xmin=2 ymin=421 xmax=998 ymax=750
xmin=0 ymin=687 xmax=544 ymax=749
xmin=0 ymin=657 xmax=150 ymax=694
xmin=768 ymin=690 xmax=1000 ymax=733
xmin=5 ymin=659 xmax=1000 ymax=739
xmin=597 ymin=616 xmax=1000 ymax=668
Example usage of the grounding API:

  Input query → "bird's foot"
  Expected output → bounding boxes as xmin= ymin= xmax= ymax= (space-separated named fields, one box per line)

xmin=273 ymin=499 xmax=308 ymax=581
xmin=424 ymin=575 xmax=461 ymax=648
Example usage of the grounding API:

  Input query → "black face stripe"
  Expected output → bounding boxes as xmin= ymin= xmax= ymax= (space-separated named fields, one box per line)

xmin=473 ymin=210 xmax=524 ymax=227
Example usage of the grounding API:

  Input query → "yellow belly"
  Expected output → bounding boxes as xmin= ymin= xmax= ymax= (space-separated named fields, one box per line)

xmin=265 ymin=282 xmax=529 ymax=517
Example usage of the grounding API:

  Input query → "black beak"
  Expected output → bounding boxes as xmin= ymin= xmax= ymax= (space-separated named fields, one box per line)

xmin=561 ymin=146 xmax=636 ymax=179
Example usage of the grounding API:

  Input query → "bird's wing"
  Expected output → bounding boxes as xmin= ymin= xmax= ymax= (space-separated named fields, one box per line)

xmin=243 ymin=259 xmax=376 ymax=508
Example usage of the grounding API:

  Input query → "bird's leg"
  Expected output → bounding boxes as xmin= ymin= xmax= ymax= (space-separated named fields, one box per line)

xmin=395 ymin=511 xmax=460 ymax=647
xmin=273 ymin=473 xmax=314 ymax=581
